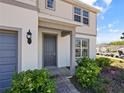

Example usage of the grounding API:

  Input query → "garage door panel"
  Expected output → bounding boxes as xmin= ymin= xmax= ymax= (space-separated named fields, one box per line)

xmin=0 ymin=44 xmax=16 ymax=50
xmin=0 ymin=31 xmax=17 ymax=92
xmin=0 ymin=36 xmax=17 ymax=44
xmin=0 ymin=57 xmax=16 ymax=65
xmin=0 ymin=88 xmax=9 ymax=93
xmin=0 ymin=80 xmax=12 ymax=88
xmin=0 ymin=64 xmax=16 ymax=73
xmin=0 ymin=72 xmax=14 ymax=81
xmin=0 ymin=50 xmax=16 ymax=57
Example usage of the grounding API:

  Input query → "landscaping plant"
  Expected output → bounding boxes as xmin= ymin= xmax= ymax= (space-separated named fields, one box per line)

xmin=96 ymin=57 xmax=112 ymax=69
xmin=76 ymin=57 xmax=101 ymax=88
xmin=5 ymin=69 xmax=56 ymax=93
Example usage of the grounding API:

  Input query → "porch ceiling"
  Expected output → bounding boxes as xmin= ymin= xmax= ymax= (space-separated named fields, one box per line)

xmin=61 ymin=31 xmax=71 ymax=37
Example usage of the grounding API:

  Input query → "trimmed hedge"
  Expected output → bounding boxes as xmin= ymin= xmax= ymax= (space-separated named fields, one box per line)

xmin=5 ymin=69 xmax=56 ymax=93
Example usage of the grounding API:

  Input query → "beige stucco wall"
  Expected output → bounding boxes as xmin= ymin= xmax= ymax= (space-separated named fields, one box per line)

xmin=39 ymin=0 xmax=73 ymax=20
xmin=39 ymin=0 xmax=97 ymax=35
xmin=76 ymin=12 xmax=97 ymax=35
xmin=0 ymin=2 xmax=38 ymax=71
xmin=38 ymin=28 xmax=70 ymax=68
xmin=16 ymin=0 xmax=37 ymax=6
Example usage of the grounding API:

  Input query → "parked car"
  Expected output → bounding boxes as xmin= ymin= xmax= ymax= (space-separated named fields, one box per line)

xmin=120 ymin=55 xmax=124 ymax=59
xmin=114 ymin=53 xmax=120 ymax=58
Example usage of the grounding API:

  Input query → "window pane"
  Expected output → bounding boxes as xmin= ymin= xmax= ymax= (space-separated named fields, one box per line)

xmin=76 ymin=39 xmax=81 ymax=48
xmin=82 ymin=40 xmax=88 ymax=47
xmin=82 ymin=49 xmax=88 ymax=56
xmin=83 ymin=10 xmax=89 ymax=17
xmin=74 ymin=7 xmax=81 ymax=15
xmin=83 ymin=18 xmax=89 ymax=25
xmin=47 ymin=0 xmax=54 ymax=8
xmin=74 ymin=15 xmax=81 ymax=22
xmin=76 ymin=49 xmax=81 ymax=57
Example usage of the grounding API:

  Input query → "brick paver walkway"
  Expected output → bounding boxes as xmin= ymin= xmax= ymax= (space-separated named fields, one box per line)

xmin=47 ymin=67 xmax=80 ymax=93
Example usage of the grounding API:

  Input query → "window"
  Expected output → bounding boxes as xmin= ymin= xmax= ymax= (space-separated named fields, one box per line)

xmin=74 ymin=7 xmax=81 ymax=22
xmin=75 ymin=39 xmax=89 ymax=57
xmin=83 ymin=10 xmax=89 ymax=25
xmin=83 ymin=10 xmax=89 ymax=17
xmin=74 ymin=15 xmax=81 ymax=22
xmin=73 ymin=7 xmax=89 ymax=25
xmin=46 ymin=0 xmax=55 ymax=10
xmin=74 ymin=7 xmax=81 ymax=15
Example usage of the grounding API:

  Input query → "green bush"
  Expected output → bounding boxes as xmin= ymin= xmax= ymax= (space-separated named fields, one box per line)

xmin=76 ymin=57 xmax=101 ymax=88
xmin=96 ymin=57 xmax=112 ymax=69
xmin=5 ymin=69 xmax=56 ymax=93
xmin=92 ymin=77 xmax=109 ymax=93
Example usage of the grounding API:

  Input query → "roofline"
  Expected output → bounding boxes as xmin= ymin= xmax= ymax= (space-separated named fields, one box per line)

xmin=63 ymin=0 xmax=100 ymax=14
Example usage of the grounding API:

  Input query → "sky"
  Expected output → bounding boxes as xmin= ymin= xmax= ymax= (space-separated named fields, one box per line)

xmin=79 ymin=0 xmax=124 ymax=44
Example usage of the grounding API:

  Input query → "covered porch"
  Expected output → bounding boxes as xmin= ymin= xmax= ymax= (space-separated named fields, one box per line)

xmin=38 ymin=13 xmax=82 ymax=73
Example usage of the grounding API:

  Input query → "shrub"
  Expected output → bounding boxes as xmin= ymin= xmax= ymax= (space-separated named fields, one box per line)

xmin=76 ymin=57 xmax=101 ymax=88
xmin=5 ymin=69 xmax=56 ymax=93
xmin=92 ymin=77 xmax=109 ymax=93
xmin=96 ymin=57 xmax=112 ymax=69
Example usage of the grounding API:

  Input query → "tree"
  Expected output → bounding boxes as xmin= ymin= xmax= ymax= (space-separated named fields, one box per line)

xmin=121 ymin=32 xmax=124 ymax=40
xmin=109 ymin=41 xmax=124 ymax=45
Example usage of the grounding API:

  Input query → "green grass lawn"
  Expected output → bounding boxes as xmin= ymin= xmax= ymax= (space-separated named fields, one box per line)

xmin=97 ymin=55 xmax=124 ymax=69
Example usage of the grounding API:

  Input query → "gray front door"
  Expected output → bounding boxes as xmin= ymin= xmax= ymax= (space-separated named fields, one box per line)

xmin=43 ymin=34 xmax=57 ymax=67
xmin=0 ymin=31 xmax=17 ymax=93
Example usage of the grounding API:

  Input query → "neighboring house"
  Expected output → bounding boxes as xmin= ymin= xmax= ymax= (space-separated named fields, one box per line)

xmin=0 ymin=0 xmax=99 ymax=92
xmin=96 ymin=44 xmax=108 ymax=53
xmin=97 ymin=44 xmax=124 ymax=53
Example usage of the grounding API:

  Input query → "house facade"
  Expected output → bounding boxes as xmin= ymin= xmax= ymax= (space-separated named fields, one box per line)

xmin=0 ymin=0 xmax=99 ymax=92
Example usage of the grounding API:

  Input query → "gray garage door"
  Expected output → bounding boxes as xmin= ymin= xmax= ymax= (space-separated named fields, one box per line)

xmin=0 ymin=30 xmax=17 ymax=93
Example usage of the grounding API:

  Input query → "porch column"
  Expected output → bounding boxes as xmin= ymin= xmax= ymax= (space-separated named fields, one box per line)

xmin=70 ymin=30 xmax=76 ymax=74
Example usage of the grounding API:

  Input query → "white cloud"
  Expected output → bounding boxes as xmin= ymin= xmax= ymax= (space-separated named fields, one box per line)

xmin=108 ymin=24 xmax=113 ymax=28
xmin=79 ymin=0 xmax=113 ymax=20
xmin=79 ymin=0 xmax=112 ymax=12
xmin=107 ymin=21 xmax=122 ymax=33
xmin=94 ymin=6 xmax=104 ymax=11
xmin=97 ymin=26 xmax=106 ymax=32
xmin=108 ymin=21 xmax=119 ymax=27
xmin=109 ymin=29 xmax=120 ymax=33
xmin=103 ymin=0 xmax=112 ymax=6
xmin=79 ymin=0 xmax=97 ymax=5
xmin=97 ymin=28 xmax=100 ymax=32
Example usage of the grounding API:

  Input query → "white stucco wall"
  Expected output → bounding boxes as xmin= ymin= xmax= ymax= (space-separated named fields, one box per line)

xmin=76 ymin=34 xmax=96 ymax=59
xmin=0 ymin=2 xmax=38 ymax=71
xmin=38 ymin=28 xmax=70 ymax=68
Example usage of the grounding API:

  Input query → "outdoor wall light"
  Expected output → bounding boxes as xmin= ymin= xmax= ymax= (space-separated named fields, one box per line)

xmin=26 ymin=30 xmax=32 ymax=45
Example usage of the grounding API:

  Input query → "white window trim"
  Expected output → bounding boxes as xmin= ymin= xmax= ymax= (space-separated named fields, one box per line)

xmin=75 ymin=38 xmax=89 ymax=58
xmin=83 ymin=11 xmax=89 ymax=25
